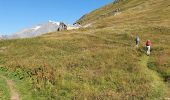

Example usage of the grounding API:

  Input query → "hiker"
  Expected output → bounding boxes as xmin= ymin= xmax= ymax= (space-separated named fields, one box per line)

xmin=135 ymin=36 xmax=140 ymax=47
xmin=146 ymin=40 xmax=152 ymax=55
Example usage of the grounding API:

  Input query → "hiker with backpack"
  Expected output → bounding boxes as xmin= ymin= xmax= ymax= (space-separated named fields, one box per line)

xmin=146 ymin=40 xmax=152 ymax=55
xmin=135 ymin=36 xmax=140 ymax=47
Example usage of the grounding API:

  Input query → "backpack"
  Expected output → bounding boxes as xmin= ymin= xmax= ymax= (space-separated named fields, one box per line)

xmin=146 ymin=41 xmax=151 ymax=46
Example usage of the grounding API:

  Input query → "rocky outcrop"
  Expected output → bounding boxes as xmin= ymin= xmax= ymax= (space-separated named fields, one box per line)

xmin=58 ymin=22 xmax=67 ymax=31
xmin=114 ymin=0 xmax=127 ymax=4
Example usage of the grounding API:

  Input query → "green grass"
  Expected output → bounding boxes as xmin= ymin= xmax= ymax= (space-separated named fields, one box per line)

xmin=0 ymin=0 xmax=170 ymax=99
xmin=0 ymin=27 xmax=169 ymax=99
xmin=0 ymin=77 xmax=10 ymax=100
xmin=0 ymin=67 xmax=34 ymax=100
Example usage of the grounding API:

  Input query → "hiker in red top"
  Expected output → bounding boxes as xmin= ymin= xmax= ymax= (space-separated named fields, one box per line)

xmin=146 ymin=40 xmax=152 ymax=55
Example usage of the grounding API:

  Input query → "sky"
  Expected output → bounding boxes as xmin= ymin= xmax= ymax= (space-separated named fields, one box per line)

xmin=0 ymin=0 xmax=113 ymax=35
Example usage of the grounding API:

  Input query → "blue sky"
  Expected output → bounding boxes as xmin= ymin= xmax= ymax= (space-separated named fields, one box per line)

xmin=0 ymin=0 xmax=113 ymax=35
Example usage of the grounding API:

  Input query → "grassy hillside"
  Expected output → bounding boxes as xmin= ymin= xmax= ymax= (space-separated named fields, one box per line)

xmin=77 ymin=0 xmax=170 ymax=27
xmin=0 ymin=0 xmax=170 ymax=99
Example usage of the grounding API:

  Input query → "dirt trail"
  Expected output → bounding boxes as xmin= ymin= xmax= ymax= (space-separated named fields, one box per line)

xmin=0 ymin=76 xmax=21 ymax=100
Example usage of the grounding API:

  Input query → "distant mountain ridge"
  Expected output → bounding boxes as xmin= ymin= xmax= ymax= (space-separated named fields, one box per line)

xmin=2 ymin=20 xmax=67 ymax=39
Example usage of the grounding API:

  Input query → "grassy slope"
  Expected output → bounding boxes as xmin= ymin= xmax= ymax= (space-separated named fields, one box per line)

xmin=78 ymin=0 xmax=170 ymax=83
xmin=0 ymin=0 xmax=170 ymax=99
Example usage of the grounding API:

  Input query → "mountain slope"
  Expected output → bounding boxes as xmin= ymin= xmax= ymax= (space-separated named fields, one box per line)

xmin=77 ymin=0 xmax=170 ymax=28
xmin=0 ymin=0 xmax=170 ymax=99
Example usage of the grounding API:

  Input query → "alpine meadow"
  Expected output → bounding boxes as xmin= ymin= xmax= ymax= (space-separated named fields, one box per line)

xmin=0 ymin=0 xmax=170 ymax=100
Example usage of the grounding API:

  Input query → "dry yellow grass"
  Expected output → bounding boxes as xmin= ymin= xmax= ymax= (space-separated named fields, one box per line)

xmin=0 ymin=0 xmax=170 ymax=99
